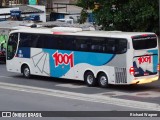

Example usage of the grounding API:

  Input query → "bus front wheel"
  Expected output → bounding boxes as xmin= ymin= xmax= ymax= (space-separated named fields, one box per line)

xmin=22 ymin=65 xmax=31 ymax=78
xmin=84 ymin=71 xmax=97 ymax=87
xmin=98 ymin=73 xmax=109 ymax=88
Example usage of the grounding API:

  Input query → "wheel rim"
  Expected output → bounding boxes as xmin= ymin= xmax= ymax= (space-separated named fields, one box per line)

xmin=87 ymin=75 xmax=94 ymax=84
xmin=24 ymin=68 xmax=30 ymax=77
xmin=100 ymin=76 xmax=107 ymax=86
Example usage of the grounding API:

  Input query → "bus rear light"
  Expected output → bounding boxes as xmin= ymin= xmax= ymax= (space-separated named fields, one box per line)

xmin=157 ymin=64 xmax=160 ymax=71
xmin=129 ymin=67 xmax=135 ymax=75
xmin=53 ymin=32 xmax=64 ymax=35
xmin=141 ymin=34 xmax=148 ymax=37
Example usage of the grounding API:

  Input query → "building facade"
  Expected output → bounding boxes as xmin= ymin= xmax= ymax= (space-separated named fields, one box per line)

xmin=0 ymin=0 xmax=77 ymax=7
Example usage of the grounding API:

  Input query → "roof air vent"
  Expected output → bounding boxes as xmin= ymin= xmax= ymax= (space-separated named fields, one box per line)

xmin=51 ymin=27 xmax=82 ymax=33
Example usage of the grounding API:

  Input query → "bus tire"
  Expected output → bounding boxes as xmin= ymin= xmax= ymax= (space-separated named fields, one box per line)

xmin=84 ymin=71 xmax=97 ymax=87
xmin=22 ymin=65 xmax=31 ymax=78
xmin=98 ymin=73 xmax=109 ymax=88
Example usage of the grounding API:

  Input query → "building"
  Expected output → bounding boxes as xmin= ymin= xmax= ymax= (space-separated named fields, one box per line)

xmin=0 ymin=0 xmax=81 ymax=22
xmin=0 ymin=5 xmax=46 ymax=22
xmin=46 ymin=0 xmax=81 ymax=22
xmin=0 ymin=0 xmax=77 ymax=7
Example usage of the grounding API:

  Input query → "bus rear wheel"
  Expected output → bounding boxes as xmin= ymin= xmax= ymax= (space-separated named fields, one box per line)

xmin=22 ymin=65 xmax=31 ymax=78
xmin=84 ymin=71 xmax=97 ymax=87
xmin=98 ymin=73 xmax=109 ymax=88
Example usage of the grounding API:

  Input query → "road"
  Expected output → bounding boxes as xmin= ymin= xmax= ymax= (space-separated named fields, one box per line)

xmin=0 ymin=64 xmax=160 ymax=119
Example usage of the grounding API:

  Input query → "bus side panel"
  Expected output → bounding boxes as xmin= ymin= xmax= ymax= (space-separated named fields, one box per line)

xmin=30 ymin=48 xmax=50 ymax=76
xmin=12 ymin=48 xmax=50 ymax=77
xmin=61 ymin=63 xmax=115 ymax=83
xmin=104 ymin=53 xmax=127 ymax=84
xmin=42 ymin=49 xmax=116 ymax=81
xmin=6 ymin=57 xmax=22 ymax=73
xmin=14 ymin=47 xmax=128 ymax=85
xmin=43 ymin=49 xmax=127 ymax=84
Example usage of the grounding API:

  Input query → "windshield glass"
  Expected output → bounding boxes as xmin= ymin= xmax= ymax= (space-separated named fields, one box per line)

xmin=7 ymin=33 xmax=18 ymax=60
xmin=132 ymin=34 xmax=157 ymax=50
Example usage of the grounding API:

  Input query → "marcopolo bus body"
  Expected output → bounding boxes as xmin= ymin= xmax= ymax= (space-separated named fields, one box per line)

xmin=6 ymin=27 xmax=159 ymax=87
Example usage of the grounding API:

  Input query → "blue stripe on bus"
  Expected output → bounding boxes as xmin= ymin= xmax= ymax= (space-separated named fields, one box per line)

xmin=17 ymin=47 xmax=30 ymax=58
xmin=147 ymin=49 xmax=158 ymax=72
xmin=43 ymin=49 xmax=115 ymax=78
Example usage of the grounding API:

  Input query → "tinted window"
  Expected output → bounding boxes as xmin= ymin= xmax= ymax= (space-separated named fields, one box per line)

xmin=19 ymin=33 xmax=127 ymax=54
xmin=91 ymin=37 xmax=106 ymax=52
xmin=114 ymin=38 xmax=127 ymax=54
xmin=49 ymin=35 xmax=61 ymax=49
xmin=74 ymin=36 xmax=127 ymax=54
xmin=7 ymin=33 xmax=18 ymax=60
xmin=132 ymin=35 xmax=157 ymax=50
xmin=55 ymin=36 xmax=75 ymax=50
xmin=19 ymin=33 xmax=38 ymax=47
xmin=75 ymin=37 xmax=91 ymax=51
xmin=20 ymin=33 xmax=55 ymax=49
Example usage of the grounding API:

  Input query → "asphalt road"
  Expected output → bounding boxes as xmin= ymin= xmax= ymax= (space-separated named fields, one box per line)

xmin=0 ymin=64 xmax=157 ymax=120
xmin=0 ymin=63 xmax=160 ymax=120
xmin=0 ymin=64 xmax=160 ymax=104
xmin=0 ymin=88 xmax=159 ymax=120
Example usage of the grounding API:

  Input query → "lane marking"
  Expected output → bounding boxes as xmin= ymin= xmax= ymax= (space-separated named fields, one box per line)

xmin=98 ymin=91 xmax=160 ymax=98
xmin=0 ymin=75 xmax=15 ymax=79
xmin=55 ymin=84 xmax=86 ymax=88
xmin=1 ymin=75 xmax=160 ymax=98
xmin=0 ymin=82 xmax=159 ymax=111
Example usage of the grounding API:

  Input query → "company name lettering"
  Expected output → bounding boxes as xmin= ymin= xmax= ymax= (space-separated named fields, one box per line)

xmin=53 ymin=51 xmax=74 ymax=68
xmin=138 ymin=55 xmax=151 ymax=64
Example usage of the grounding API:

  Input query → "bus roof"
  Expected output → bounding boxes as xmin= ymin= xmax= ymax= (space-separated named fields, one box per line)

xmin=10 ymin=28 xmax=156 ymax=39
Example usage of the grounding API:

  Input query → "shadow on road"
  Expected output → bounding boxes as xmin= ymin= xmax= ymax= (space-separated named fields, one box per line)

xmin=12 ymin=74 xmax=160 ymax=94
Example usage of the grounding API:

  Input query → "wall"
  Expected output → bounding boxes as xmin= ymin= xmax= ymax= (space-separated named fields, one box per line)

xmin=28 ymin=5 xmax=46 ymax=22
xmin=65 ymin=14 xmax=80 ymax=23
xmin=0 ymin=7 xmax=19 ymax=19
xmin=0 ymin=5 xmax=46 ymax=22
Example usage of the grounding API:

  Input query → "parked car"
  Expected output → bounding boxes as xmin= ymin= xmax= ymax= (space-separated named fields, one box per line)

xmin=0 ymin=43 xmax=6 ymax=63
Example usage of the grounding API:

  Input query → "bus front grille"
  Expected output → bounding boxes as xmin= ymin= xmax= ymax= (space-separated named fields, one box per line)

xmin=115 ymin=67 xmax=127 ymax=84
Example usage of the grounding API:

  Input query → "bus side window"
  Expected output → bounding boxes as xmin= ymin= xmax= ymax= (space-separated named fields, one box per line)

xmin=102 ymin=46 xmax=106 ymax=52
xmin=36 ymin=34 xmax=45 ymax=48
xmin=52 ymin=36 xmax=61 ymax=49
xmin=62 ymin=36 xmax=75 ymax=50
xmin=81 ymin=44 xmax=87 ymax=49
xmin=75 ymin=36 xmax=91 ymax=51
xmin=117 ymin=39 xmax=127 ymax=53
xmin=91 ymin=37 xmax=105 ymax=53
xmin=7 ymin=33 xmax=18 ymax=60
xmin=19 ymin=33 xmax=37 ymax=47
xmin=91 ymin=45 xmax=102 ymax=52
xmin=32 ymin=34 xmax=39 ymax=48
xmin=105 ymin=38 xmax=127 ymax=54
xmin=105 ymin=39 xmax=115 ymax=53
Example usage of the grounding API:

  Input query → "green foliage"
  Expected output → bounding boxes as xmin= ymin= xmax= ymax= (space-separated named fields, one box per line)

xmin=77 ymin=0 xmax=159 ymax=34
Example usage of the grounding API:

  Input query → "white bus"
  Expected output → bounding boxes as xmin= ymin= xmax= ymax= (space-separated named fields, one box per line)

xmin=6 ymin=27 xmax=159 ymax=87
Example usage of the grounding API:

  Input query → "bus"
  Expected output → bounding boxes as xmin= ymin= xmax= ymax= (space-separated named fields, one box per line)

xmin=6 ymin=27 xmax=159 ymax=87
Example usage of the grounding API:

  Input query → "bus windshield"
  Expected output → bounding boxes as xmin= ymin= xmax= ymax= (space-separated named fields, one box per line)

xmin=132 ymin=34 xmax=157 ymax=50
xmin=7 ymin=33 xmax=18 ymax=60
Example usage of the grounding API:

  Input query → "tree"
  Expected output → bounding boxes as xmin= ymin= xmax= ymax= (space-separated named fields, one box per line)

xmin=77 ymin=0 xmax=159 ymax=34
xmin=0 ymin=0 xmax=2 ymax=7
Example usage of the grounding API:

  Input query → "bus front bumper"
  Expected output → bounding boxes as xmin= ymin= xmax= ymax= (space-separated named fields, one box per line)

xmin=131 ymin=75 xmax=159 ymax=84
